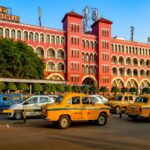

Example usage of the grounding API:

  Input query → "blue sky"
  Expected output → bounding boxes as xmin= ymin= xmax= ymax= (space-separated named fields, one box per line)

xmin=1 ymin=0 xmax=150 ymax=43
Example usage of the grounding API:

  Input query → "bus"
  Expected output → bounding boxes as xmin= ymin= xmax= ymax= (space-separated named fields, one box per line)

xmin=0 ymin=94 xmax=24 ymax=110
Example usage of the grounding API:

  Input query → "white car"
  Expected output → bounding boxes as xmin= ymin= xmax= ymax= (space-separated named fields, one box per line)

xmin=8 ymin=95 xmax=54 ymax=120
xmin=89 ymin=95 xmax=108 ymax=104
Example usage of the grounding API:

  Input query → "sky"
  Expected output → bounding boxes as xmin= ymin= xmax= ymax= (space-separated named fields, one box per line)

xmin=1 ymin=0 xmax=150 ymax=43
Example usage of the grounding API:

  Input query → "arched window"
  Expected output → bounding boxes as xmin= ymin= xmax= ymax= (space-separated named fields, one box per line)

xmin=51 ymin=35 xmax=55 ymax=44
xmin=90 ymin=41 xmax=93 ymax=49
xmin=82 ymin=65 xmax=85 ymax=73
xmin=86 ymin=40 xmax=89 ymax=48
xmin=112 ymin=67 xmax=117 ymax=76
xmin=57 ymin=63 xmax=65 ymax=72
xmin=40 ymin=33 xmax=44 ymax=42
xmin=48 ymin=62 xmax=55 ymax=71
xmin=11 ymin=29 xmax=15 ymax=39
xmin=17 ymin=30 xmax=21 ymax=40
xmin=47 ymin=48 xmax=55 ymax=58
xmin=46 ymin=34 xmax=50 ymax=43
xmin=56 ymin=36 xmax=60 ymax=44
xmin=24 ymin=31 xmax=28 ymax=41
xmin=35 ymin=47 xmax=44 ymax=57
xmin=61 ymin=37 xmax=65 ymax=45
xmin=112 ymin=56 xmax=117 ymax=64
xmin=5 ymin=29 xmax=9 ymax=38
xmin=35 ymin=33 xmax=39 ymax=42
xmin=82 ymin=40 xmax=85 ymax=48
xmin=57 ymin=50 xmax=64 ymax=59
xmin=29 ymin=32 xmax=33 ymax=41
xmin=0 ymin=28 xmax=3 ymax=38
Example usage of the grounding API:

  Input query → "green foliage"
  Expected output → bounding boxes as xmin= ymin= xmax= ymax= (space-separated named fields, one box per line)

xmin=111 ymin=86 xmax=119 ymax=95
xmin=0 ymin=38 xmax=45 ymax=79
xmin=121 ymin=87 xmax=128 ymax=94
xmin=18 ymin=83 xmax=29 ymax=91
xmin=0 ymin=82 xmax=6 ymax=91
xmin=45 ymin=84 xmax=56 ymax=94
xmin=81 ymin=85 xmax=89 ymax=93
xmin=129 ymin=87 xmax=137 ymax=93
xmin=72 ymin=85 xmax=81 ymax=93
xmin=89 ymin=86 xmax=99 ymax=94
xmin=33 ymin=83 xmax=43 ymax=93
xmin=64 ymin=85 xmax=72 ymax=92
xmin=55 ymin=84 xmax=65 ymax=93
xmin=100 ymin=86 xmax=109 ymax=95
xmin=142 ymin=87 xmax=150 ymax=94
xmin=7 ymin=82 xmax=17 ymax=90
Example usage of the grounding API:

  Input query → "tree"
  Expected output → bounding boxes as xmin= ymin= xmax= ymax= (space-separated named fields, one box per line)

xmin=64 ymin=85 xmax=72 ymax=93
xmin=142 ymin=87 xmax=150 ymax=94
xmin=111 ymin=86 xmax=119 ymax=96
xmin=100 ymin=86 xmax=109 ymax=95
xmin=18 ymin=83 xmax=29 ymax=91
xmin=0 ymin=82 xmax=6 ymax=92
xmin=89 ymin=86 xmax=99 ymax=94
xmin=129 ymin=87 xmax=137 ymax=94
xmin=81 ymin=85 xmax=89 ymax=93
xmin=55 ymin=84 xmax=65 ymax=93
xmin=0 ymin=38 xmax=45 ymax=79
xmin=72 ymin=86 xmax=81 ymax=93
xmin=121 ymin=87 xmax=128 ymax=94
xmin=44 ymin=84 xmax=56 ymax=94
xmin=33 ymin=83 xmax=43 ymax=94
xmin=7 ymin=82 xmax=17 ymax=91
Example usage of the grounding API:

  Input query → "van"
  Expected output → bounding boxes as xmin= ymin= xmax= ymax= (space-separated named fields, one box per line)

xmin=8 ymin=95 xmax=54 ymax=120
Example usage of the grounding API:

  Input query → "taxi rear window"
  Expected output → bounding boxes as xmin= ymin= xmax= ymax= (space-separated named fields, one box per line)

xmin=135 ymin=97 xmax=148 ymax=103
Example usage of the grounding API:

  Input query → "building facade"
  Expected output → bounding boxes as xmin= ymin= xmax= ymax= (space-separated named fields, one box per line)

xmin=0 ymin=6 xmax=150 ymax=92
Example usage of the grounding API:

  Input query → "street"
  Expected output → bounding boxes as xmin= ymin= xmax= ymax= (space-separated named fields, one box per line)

xmin=0 ymin=114 xmax=150 ymax=150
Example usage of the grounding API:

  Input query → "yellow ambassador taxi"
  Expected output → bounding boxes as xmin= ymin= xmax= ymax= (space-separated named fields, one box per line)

xmin=127 ymin=94 xmax=150 ymax=120
xmin=106 ymin=94 xmax=136 ymax=114
xmin=42 ymin=93 xmax=110 ymax=129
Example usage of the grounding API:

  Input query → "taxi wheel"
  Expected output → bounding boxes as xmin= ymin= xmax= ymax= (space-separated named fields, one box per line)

xmin=58 ymin=115 xmax=71 ymax=129
xmin=97 ymin=113 xmax=107 ymax=126
xmin=115 ymin=106 xmax=120 ymax=114
xmin=14 ymin=112 xmax=23 ymax=120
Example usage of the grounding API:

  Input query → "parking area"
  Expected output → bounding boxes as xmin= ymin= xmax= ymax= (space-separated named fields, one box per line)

xmin=0 ymin=114 xmax=150 ymax=150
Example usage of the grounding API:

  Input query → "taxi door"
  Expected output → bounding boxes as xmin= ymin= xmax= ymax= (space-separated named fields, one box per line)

xmin=23 ymin=97 xmax=40 ymax=116
xmin=66 ymin=96 xmax=82 ymax=120
xmin=81 ymin=96 xmax=98 ymax=120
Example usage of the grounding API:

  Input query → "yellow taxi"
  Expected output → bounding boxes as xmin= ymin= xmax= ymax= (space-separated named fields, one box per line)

xmin=42 ymin=93 xmax=110 ymax=129
xmin=127 ymin=94 xmax=150 ymax=119
xmin=106 ymin=94 xmax=136 ymax=114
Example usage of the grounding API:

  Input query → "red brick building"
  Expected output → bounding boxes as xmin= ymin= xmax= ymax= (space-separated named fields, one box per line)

xmin=0 ymin=6 xmax=150 ymax=92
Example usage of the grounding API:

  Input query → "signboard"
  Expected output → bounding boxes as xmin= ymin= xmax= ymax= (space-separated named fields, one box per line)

xmin=0 ymin=13 xmax=20 ymax=22
xmin=0 ymin=6 xmax=8 ymax=14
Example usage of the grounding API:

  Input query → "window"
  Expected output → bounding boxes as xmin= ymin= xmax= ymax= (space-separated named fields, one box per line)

xmin=46 ymin=34 xmax=50 ymax=43
xmin=24 ymin=31 xmax=28 ymax=41
xmin=11 ymin=29 xmax=15 ymax=39
xmin=135 ymin=97 xmax=148 ymax=103
xmin=0 ymin=28 xmax=3 ymax=37
xmin=35 ymin=33 xmax=39 ymax=42
xmin=5 ymin=29 xmax=9 ymax=38
xmin=40 ymin=97 xmax=50 ymax=103
xmin=17 ymin=30 xmax=21 ymax=40
xmin=29 ymin=32 xmax=33 ymax=41
xmin=26 ymin=97 xmax=38 ymax=104
xmin=40 ymin=33 xmax=44 ymax=42
xmin=68 ymin=96 xmax=80 ymax=104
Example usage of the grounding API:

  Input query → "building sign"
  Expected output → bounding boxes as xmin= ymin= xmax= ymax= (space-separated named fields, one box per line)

xmin=0 ymin=13 xmax=20 ymax=22
xmin=0 ymin=6 xmax=8 ymax=14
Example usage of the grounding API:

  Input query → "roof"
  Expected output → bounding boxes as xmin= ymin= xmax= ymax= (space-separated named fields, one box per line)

xmin=91 ymin=17 xmax=113 ymax=27
xmin=62 ymin=11 xmax=83 ymax=22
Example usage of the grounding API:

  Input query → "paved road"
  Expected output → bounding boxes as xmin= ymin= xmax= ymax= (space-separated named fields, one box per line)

xmin=0 ymin=114 xmax=150 ymax=150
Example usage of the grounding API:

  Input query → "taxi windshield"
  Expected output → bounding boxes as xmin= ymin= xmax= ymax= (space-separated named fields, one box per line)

xmin=135 ymin=97 xmax=148 ymax=103
xmin=55 ymin=96 xmax=63 ymax=103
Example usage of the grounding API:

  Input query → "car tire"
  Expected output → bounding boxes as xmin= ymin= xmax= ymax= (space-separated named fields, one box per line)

xmin=58 ymin=115 xmax=71 ymax=129
xmin=115 ymin=106 xmax=120 ymax=114
xmin=97 ymin=113 xmax=107 ymax=126
xmin=14 ymin=112 xmax=23 ymax=120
